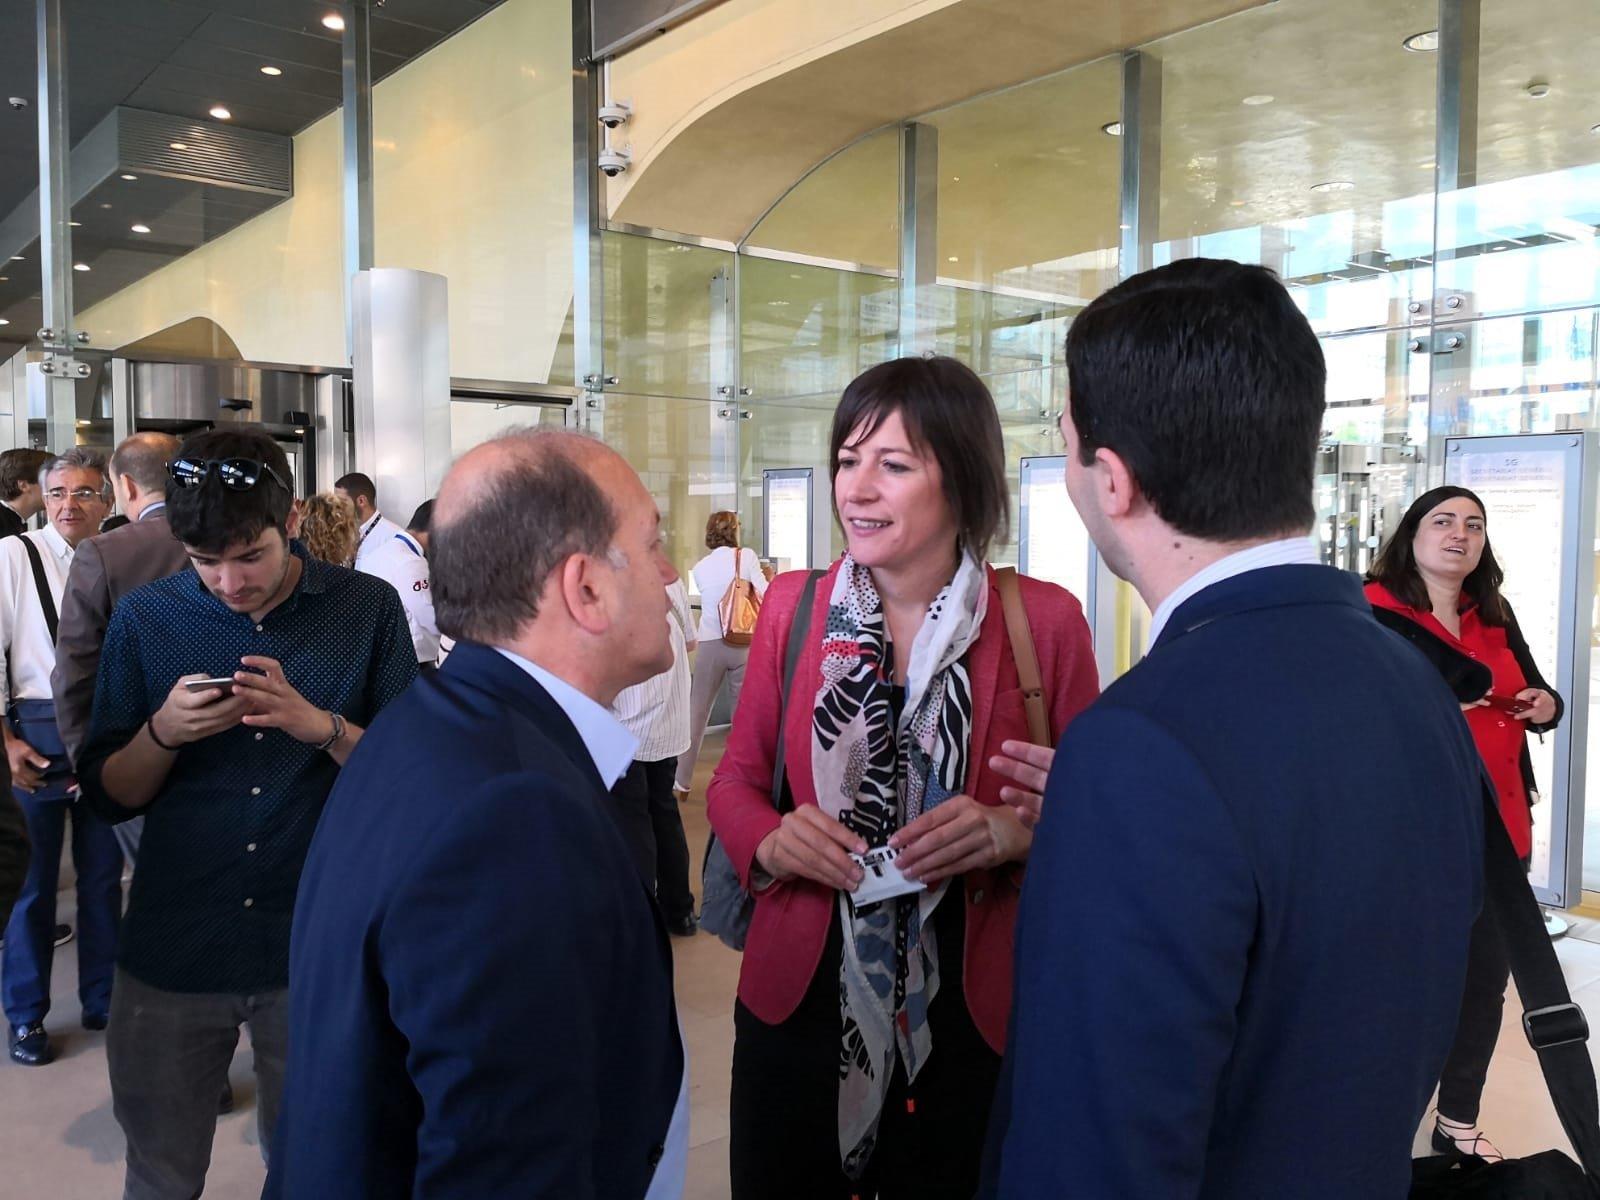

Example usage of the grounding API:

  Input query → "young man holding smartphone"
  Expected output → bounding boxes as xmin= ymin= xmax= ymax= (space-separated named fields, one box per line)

xmin=78 ymin=428 xmax=417 ymax=1200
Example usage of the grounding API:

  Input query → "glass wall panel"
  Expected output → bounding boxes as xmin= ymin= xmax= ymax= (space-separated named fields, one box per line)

xmin=1435 ymin=0 xmax=1600 ymax=322
xmin=448 ymin=398 xmax=568 ymax=459
xmin=739 ymin=399 xmax=844 ymax=573
xmin=742 ymin=129 xmax=899 ymax=271
xmin=927 ymin=56 xmax=1122 ymax=304
xmin=603 ymin=233 xmax=733 ymax=404
xmin=1431 ymin=309 xmax=1599 ymax=438
xmin=1148 ymin=0 xmax=1438 ymax=335
xmin=739 ymin=256 xmax=898 ymax=404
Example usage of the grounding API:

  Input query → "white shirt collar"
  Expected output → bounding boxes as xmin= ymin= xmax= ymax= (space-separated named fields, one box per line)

xmin=39 ymin=523 xmax=74 ymax=562
xmin=137 ymin=501 xmax=167 ymax=521
xmin=1147 ymin=535 xmax=1319 ymax=648
xmin=493 ymin=648 xmax=639 ymax=789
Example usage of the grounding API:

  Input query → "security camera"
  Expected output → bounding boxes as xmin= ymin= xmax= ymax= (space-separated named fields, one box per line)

xmin=597 ymin=147 xmax=631 ymax=178
xmin=598 ymin=102 xmax=632 ymax=129
xmin=7 ymin=97 xmax=27 ymax=111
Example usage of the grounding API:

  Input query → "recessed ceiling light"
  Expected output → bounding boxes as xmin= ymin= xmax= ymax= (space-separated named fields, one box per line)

xmin=1311 ymin=180 xmax=1355 ymax=193
xmin=130 ymin=223 xmax=151 ymax=234
xmin=0 ymin=276 xmax=7 ymax=281
xmin=1403 ymin=30 xmax=1439 ymax=52
xmin=1592 ymin=123 xmax=1600 ymax=135
xmin=260 ymin=65 xmax=283 ymax=77
xmin=947 ymin=256 xmax=959 ymax=262
xmin=1101 ymin=121 xmax=1123 ymax=137
xmin=322 ymin=14 xmax=345 ymax=31
xmin=0 ymin=319 xmax=9 ymax=327
xmin=209 ymin=105 xmax=232 ymax=121
xmin=1490 ymin=243 xmax=1509 ymax=252
xmin=1242 ymin=94 xmax=1275 ymax=106
xmin=68 ymin=220 xmax=81 ymax=227
xmin=73 ymin=262 xmax=89 ymax=272
xmin=765 ymin=299 xmax=789 ymax=307
xmin=169 ymin=142 xmax=188 ymax=151
xmin=951 ymin=175 xmax=960 ymax=182
xmin=99 ymin=202 xmax=112 ymax=209
xmin=119 ymin=173 xmax=137 ymax=181
xmin=1118 ymin=223 xmax=1131 ymax=230
xmin=1229 ymin=199 xmax=1247 ymax=207
xmin=8 ymin=256 xmax=20 ymax=262
xmin=1419 ymin=159 xmax=1436 ymax=169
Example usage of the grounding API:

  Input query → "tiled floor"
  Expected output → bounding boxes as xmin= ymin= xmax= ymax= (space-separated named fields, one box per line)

xmin=4 ymin=726 xmax=1600 ymax=1198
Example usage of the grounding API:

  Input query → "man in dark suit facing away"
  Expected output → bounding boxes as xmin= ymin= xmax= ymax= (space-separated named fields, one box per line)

xmin=265 ymin=429 xmax=687 ymax=1199
xmin=52 ymin=431 xmax=187 ymax=864
xmin=982 ymin=259 xmax=1484 ymax=1198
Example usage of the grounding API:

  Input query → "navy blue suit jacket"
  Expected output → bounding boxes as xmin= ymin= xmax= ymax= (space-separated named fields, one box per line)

xmin=984 ymin=565 xmax=1484 ymax=1199
xmin=264 ymin=642 xmax=682 ymax=1200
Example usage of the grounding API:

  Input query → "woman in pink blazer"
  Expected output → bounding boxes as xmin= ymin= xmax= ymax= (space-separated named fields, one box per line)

xmin=708 ymin=356 xmax=1099 ymax=1200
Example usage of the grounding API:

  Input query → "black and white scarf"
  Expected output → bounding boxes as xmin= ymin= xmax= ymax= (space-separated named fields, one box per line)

xmin=811 ymin=551 xmax=986 ymax=1177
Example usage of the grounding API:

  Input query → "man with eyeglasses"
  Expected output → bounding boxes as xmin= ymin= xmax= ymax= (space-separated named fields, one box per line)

xmin=1 ymin=447 xmax=123 ymax=1067
xmin=78 ymin=428 xmax=417 ymax=1199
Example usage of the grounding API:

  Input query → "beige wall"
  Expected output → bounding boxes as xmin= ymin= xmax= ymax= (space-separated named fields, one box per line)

xmin=78 ymin=0 xmax=573 ymax=382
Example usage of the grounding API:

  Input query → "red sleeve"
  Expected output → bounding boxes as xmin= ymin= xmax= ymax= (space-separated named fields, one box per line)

xmin=707 ymin=571 xmax=807 ymax=890
xmin=1048 ymin=594 xmax=1100 ymax=742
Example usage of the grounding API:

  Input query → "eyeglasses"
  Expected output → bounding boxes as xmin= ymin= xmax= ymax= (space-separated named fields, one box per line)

xmin=44 ymin=487 xmax=105 ymax=503
xmin=168 ymin=457 xmax=290 ymax=493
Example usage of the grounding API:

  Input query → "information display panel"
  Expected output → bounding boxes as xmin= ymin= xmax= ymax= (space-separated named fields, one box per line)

xmin=1018 ymin=456 xmax=1093 ymax=603
xmin=1446 ymin=433 xmax=1597 ymax=907
xmin=762 ymin=468 xmax=815 ymax=573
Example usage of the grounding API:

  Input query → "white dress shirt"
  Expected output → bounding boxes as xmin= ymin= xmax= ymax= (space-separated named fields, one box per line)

xmin=354 ymin=512 xmax=441 ymax=664
xmin=0 ymin=525 xmax=75 ymax=703
xmin=493 ymin=646 xmax=687 ymax=1199
xmin=1146 ymin=535 xmax=1320 ymax=649
xmin=613 ymin=579 xmax=695 ymax=763
xmin=690 ymin=545 xmax=768 ymax=643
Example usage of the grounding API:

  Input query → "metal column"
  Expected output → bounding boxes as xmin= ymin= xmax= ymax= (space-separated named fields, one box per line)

xmin=573 ymin=0 xmax=606 ymax=433
xmin=1118 ymin=51 xmax=1162 ymax=278
xmin=342 ymin=0 xmax=374 ymax=359
xmin=897 ymin=122 xmax=938 ymax=357
xmin=1436 ymin=0 xmax=1480 ymax=198
xmin=36 ymin=0 xmax=82 ymax=453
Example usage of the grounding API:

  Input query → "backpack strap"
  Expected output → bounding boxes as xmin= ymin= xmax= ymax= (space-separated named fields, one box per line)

xmin=995 ymin=566 xmax=1051 ymax=746
xmin=19 ymin=536 xmax=59 ymax=646
xmin=769 ymin=570 xmax=825 ymax=813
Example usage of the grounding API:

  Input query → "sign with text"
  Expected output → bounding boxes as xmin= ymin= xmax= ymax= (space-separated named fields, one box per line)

xmin=1018 ymin=456 xmax=1092 ymax=603
xmin=763 ymin=468 xmax=814 ymax=573
xmin=1447 ymin=434 xmax=1597 ymax=907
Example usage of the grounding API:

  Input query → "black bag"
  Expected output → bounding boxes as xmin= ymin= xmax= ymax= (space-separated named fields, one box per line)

xmin=1409 ymin=776 xmax=1600 ymax=1197
xmin=699 ymin=569 xmax=823 ymax=951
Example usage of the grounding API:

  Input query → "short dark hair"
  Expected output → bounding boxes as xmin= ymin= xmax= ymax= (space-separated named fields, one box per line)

xmin=1367 ymin=486 xmax=1509 ymax=626
xmin=0 ymin=449 xmax=51 ymax=501
xmin=829 ymin=356 xmax=1009 ymax=561
xmin=109 ymin=432 xmax=180 ymax=495
xmin=431 ymin=430 xmax=619 ymax=643
xmin=1066 ymin=258 xmax=1326 ymax=541
xmin=166 ymin=428 xmax=295 ymax=553
xmin=705 ymin=511 xmax=739 ymax=550
xmin=335 ymin=472 xmax=377 ymax=507
xmin=407 ymin=499 xmax=433 ymax=533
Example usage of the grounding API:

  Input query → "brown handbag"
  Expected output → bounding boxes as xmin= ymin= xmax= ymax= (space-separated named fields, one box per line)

xmin=994 ymin=566 xmax=1052 ymax=746
xmin=717 ymin=533 xmax=762 ymax=647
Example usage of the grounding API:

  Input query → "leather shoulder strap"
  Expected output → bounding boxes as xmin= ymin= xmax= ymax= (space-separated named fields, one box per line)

xmin=770 ymin=570 xmax=825 ymax=813
xmin=19 ymin=537 xmax=58 ymax=646
xmin=995 ymin=567 xmax=1050 ymax=746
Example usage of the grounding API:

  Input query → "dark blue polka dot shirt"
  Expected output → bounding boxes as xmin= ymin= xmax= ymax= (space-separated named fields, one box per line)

xmin=79 ymin=542 xmax=418 ymax=994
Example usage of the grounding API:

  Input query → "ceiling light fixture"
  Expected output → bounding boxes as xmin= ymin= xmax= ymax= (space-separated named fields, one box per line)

xmin=68 ymin=220 xmax=81 ymax=227
xmin=947 ymin=256 xmax=959 ymax=262
xmin=169 ymin=141 xmax=188 ymax=150
xmin=1242 ymin=94 xmax=1274 ymax=106
xmin=8 ymin=256 xmax=20 ymax=262
xmin=1526 ymin=82 xmax=1551 ymax=99
xmin=1403 ymin=30 xmax=1439 ymax=52
xmin=322 ymin=14 xmax=345 ymax=31
xmin=1592 ymin=123 xmax=1600 ymax=135
xmin=73 ymin=262 xmax=90 ymax=272
xmin=120 ymin=173 xmax=137 ymax=181
xmin=0 ymin=319 xmax=9 ymax=327
xmin=1419 ymin=160 xmax=1436 ymax=169
xmin=1101 ymin=121 xmax=1122 ymax=137
xmin=131 ymin=223 xmax=151 ymax=234
xmin=1311 ymin=180 xmax=1355 ymax=193
xmin=260 ymin=65 xmax=283 ymax=77
xmin=209 ymin=105 xmax=232 ymax=121
xmin=99 ymin=202 xmax=112 ymax=209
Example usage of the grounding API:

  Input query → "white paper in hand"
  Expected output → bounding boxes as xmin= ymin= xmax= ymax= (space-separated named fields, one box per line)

xmin=850 ymin=844 xmax=927 ymax=907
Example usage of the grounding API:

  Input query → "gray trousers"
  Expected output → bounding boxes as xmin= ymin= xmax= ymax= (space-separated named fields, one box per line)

xmin=113 ymin=815 xmax=143 ymax=864
xmin=675 ymin=637 xmax=749 ymax=792
xmin=108 ymin=968 xmax=289 ymax=1200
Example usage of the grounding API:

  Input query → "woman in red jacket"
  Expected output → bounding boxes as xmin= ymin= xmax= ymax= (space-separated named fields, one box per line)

xmin=1365 ymin=485 xmax=1563 ymax=1165
xmin=707 ymin=356 xmax=1099 ymax=1200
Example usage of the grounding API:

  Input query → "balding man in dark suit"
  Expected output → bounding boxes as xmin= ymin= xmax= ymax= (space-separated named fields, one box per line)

xmin=52 ymin=431 xmax=187 ymax=862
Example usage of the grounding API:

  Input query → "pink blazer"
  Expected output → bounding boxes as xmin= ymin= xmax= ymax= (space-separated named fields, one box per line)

xmin=706 ymin=560 xmax=1100 ymax=1052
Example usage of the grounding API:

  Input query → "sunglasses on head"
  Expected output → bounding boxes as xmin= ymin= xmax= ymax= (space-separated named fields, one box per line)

xmin=168 ymin=457 xmax=291 ymax=493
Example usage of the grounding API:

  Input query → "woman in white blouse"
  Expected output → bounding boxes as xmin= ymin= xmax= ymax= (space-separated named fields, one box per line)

xmin=675 ymin=511 xmax=768 ymax=796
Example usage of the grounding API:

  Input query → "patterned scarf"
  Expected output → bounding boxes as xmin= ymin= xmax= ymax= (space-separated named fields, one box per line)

xmin=811 ymin=551 xmax=987 ymax=1178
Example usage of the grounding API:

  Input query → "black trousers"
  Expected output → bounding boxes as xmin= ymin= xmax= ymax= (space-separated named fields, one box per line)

xmin=730 ymin=900 xmax=1000 ymax=1200
xmin=608 ymin=757 xmax=694 ymax=923
xmin=1437 ymin=905 xmax=1511 ymax=1124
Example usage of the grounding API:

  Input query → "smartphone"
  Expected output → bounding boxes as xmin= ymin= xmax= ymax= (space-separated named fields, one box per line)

xmin=184 ymin=677 xmax=237 ymax=693
xmin=1482 ymin=693 xmax=1532 ymax=716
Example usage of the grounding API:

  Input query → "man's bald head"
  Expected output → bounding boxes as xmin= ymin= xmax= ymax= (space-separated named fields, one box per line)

xmin=110 ymin=431 xmax=181 ymax=495
xmin=432 ymin=429 xmax=624 ymax=644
